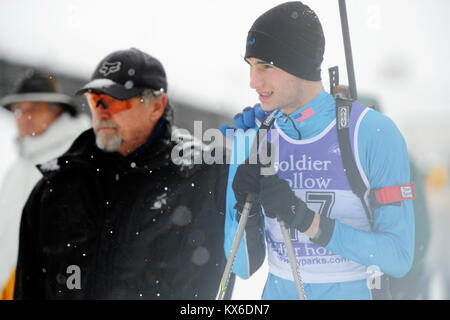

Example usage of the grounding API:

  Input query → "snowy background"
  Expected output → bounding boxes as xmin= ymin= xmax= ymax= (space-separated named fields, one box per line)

xmin=1 ymin=0 xmax=449 ymax=299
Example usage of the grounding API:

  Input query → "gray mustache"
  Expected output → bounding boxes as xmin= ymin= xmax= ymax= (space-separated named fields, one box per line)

xmin=94 ymin=121 xmax=119 ymax=131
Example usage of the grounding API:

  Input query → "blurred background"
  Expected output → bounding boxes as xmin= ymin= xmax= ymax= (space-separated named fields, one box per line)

xmin=1 ymin=0 xmax=449 ymax=299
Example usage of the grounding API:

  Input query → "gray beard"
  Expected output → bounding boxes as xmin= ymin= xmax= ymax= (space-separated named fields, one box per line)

xmin=95 ymin=130 xmax=122 ymax=152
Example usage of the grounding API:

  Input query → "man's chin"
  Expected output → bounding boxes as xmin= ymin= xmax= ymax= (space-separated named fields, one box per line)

xmin=259 ymin=102 xmax=277 ymax=112
xmin=95 ymin=132 xmax=122 ymax=152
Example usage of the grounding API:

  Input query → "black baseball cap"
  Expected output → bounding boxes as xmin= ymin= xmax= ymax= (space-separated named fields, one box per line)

xmin=76 ymin=48 xmax=167 ymax=100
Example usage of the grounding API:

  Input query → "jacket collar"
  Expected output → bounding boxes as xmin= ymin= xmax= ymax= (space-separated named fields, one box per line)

xmin=16 ymin=113 xmax=90 ymax=161
xmin=273 ymin=88 xmax=336 ymax=140
xmin=38 ymin=118 xmax=176 ymax=176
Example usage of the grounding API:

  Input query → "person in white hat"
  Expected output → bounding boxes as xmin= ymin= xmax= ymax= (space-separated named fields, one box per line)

xmin=0 ymin=70 xmax=90 ymax=299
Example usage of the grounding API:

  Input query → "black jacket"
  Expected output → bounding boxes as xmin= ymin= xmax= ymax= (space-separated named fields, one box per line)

xmin=14 ymin=120 xmax=229 ymax=300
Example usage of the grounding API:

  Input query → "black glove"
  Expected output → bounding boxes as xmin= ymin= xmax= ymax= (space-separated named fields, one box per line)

xmin=232 ymin=162 xmax=262 ymax=218
xmin=260 ymin=175 xmax=315 ymax=233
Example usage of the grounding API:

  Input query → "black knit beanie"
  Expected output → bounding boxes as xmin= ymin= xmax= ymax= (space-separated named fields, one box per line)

xmin=245 ymin=1 xmax=325 ymax=81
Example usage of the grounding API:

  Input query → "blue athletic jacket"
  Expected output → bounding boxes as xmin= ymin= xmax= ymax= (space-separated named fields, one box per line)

xmin=224 ymin=89 xmax=415 ymax=300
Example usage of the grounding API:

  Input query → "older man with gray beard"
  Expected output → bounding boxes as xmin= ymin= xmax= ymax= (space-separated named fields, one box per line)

xmin=14 ymin=48 xmax=230 ymax=300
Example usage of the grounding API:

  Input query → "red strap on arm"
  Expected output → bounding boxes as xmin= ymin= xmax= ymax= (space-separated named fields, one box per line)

xmin=374 ymin=183 xmax=416 ymax=205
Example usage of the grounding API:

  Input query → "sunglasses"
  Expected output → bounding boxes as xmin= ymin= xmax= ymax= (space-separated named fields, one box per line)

xmin=86 ymin=93 xmax=133 ymax=115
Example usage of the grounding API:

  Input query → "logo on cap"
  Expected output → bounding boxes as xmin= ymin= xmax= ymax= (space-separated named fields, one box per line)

xmin=99 ymin=61 xmax=121 ymax=76
xmin=247 ymin=38 xmax=256 ymax=46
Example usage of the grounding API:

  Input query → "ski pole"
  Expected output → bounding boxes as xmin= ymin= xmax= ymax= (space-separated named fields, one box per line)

xmin=217 ymin=193 xmax=255 ymax=300
xmin=217 ymin=110 xmax=279 ymax=300
xmin=278 ymin=218 xmax=307 ymax=300
xmin=338 ymin=0 xmax=358 ymax=100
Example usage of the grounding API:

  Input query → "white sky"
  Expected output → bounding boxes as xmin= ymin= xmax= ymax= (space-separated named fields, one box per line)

xmin=0 ymin=0 xmax=450 ymax=299
xmin=1 ymin=0 xmax=449 ymax=168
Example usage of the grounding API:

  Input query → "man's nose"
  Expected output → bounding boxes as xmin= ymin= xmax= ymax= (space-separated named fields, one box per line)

xmin=249 ymin=68 xmax=264 ymax=90
xmin=92 ymin=104 xmax=111 ymax=120
xmin=96 ymin=100 xmax=108 ymax=110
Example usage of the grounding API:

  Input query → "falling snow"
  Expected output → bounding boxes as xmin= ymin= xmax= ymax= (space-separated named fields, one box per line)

xmin=125 ymin=80 xmax=134 ymax=90
xmin=40 ymin=158 xmax=60 ymax=172
xmin=191 ymin=246 xmax=210 ymax=266
xmin=82 ymin=78 xmax=116 ymax=89
xmin=171 ymin=205 xmax=192 ymax=226
xmin=151 ymin=193 xmax=168 ymax=210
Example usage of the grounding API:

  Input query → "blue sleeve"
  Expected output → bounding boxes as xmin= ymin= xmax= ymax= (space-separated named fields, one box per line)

xmin=224 ymin=126 xmax=266 ymax=279
xmin=325 ymin=110 xmax=415 ymax=278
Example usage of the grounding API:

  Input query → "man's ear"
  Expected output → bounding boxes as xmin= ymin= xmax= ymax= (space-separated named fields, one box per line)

xmin=149 ymin=94 xmax=167 ymax=122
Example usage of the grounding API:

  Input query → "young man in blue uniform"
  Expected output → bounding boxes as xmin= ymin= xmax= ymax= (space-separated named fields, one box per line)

xmin=223 ymin=1 xmax=415 ymax=300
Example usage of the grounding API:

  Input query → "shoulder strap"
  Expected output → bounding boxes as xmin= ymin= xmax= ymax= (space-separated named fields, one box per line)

xmin=335 ymin=98 xmax=374 ymax=229
xmin=336 ymin=98 xmax=396 ymax=299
